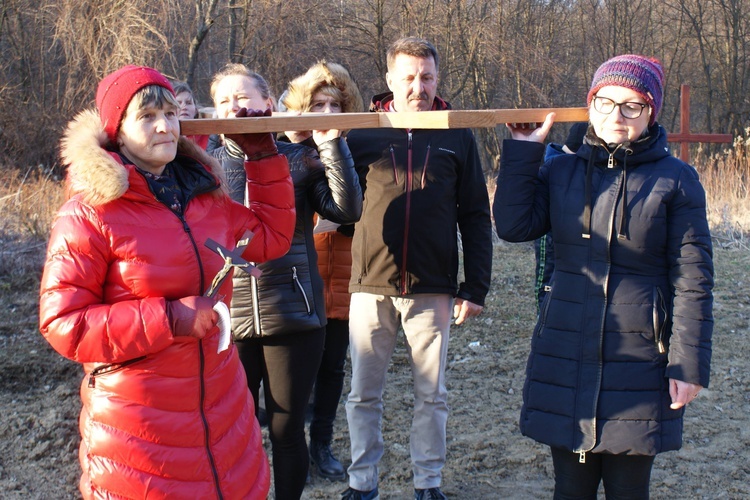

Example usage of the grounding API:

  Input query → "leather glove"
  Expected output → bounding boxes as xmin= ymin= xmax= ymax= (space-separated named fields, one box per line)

xmin=167 ymin=296 xmax=218 ymax=339
xmin=225 ymin=108 xmax=278 ymax=160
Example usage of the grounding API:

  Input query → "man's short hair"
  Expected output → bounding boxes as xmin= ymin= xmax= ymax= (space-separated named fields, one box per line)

xmin=386 ymin=37 xmax=439 ymax=72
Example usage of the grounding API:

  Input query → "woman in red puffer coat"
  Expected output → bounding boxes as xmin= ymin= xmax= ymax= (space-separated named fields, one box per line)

xmin=38 ymin=65 xmax=295 ymax=499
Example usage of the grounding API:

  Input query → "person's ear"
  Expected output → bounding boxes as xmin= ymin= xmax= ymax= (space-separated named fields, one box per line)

xmin=386 ymin=72 xmax=394 ymax=92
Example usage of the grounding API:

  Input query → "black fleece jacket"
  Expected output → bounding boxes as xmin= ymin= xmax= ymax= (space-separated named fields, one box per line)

xmin=346 ymin=92 xmax=492 ymax=305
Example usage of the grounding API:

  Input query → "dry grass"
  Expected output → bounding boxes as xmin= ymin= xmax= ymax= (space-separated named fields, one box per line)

xmin=692 ymin=130 xmax=750 ymax=250
xmin=0 ymin=167 xmax=65 ymax=293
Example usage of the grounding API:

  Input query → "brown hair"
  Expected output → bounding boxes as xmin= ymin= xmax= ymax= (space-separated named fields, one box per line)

xmin=386 ymin=37 xmax=439 ymax=72
xmin=170 ymin=80 xmax=200 ymax=117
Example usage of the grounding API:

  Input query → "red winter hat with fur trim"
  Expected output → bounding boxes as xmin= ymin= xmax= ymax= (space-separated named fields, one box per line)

xmin=96 ymin=65 xmax=174 ymax=143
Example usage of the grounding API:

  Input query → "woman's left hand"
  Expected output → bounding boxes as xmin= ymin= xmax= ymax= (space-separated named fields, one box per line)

xmin=506 ymin=112 xmax=556 ymax=143
xmin=225 ymin=108 xmax=278 ymax=159
xmin=669 ymin=378 xmax=703 ymax=409
xmin=313 ymin=128 xmax=342 ymax=145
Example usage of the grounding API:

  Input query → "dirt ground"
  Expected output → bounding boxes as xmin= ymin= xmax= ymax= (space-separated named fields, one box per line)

xmin=1 ymin=242 xmax=748 ymax=499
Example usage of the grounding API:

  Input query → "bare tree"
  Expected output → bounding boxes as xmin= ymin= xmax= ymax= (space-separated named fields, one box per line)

xmin=185 ymin=0 xmax=223 ymax=86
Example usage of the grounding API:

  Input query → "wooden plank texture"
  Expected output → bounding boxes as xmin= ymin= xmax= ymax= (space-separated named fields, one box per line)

xmin=180 ymin=107 xmax=590 ymax=135
xmin=668 ymin=133 xmax=733 ymax=143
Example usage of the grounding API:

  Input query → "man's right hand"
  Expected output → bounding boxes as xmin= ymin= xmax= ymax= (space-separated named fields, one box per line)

xmin=167 ymin=296 xmax=218 ymax=339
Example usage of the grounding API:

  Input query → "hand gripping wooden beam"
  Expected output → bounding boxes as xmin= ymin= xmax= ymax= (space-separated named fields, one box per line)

xmin=179 ymin=108 xmax=590 ymax=135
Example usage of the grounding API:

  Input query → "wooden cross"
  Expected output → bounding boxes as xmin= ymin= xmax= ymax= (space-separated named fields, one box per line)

xmin=203 ymin=230 xmax=261 ymax=298
xmin=184 ymin=89 xmax=732 ymax=165
xmin=180 ymin=107 xmax=590 ymax=135
xmin=667 ymin=85 xmax=732 ymax=163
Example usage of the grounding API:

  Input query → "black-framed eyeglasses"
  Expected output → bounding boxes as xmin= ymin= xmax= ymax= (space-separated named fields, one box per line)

xmin=592 ymin=95 xmax=649 ymax=119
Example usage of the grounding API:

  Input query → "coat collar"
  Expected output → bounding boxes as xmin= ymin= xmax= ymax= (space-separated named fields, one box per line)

xmin=60 ymin=109 xmax=225 ymax=206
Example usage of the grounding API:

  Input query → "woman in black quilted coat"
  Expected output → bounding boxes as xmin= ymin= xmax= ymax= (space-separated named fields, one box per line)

xmin=494 ymin=55 xmax=713 ymax=499
xmin=208 ymin=63 xmax=362 ymax=500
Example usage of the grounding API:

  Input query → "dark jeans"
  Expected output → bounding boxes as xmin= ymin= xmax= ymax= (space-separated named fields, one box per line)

xmin=551 ymin=447 xmax=655 ymax=500
xmin=310 ymin=318 xmax=350 ymax=443
xmin=236 ymin=328 xmax=325 ymax=500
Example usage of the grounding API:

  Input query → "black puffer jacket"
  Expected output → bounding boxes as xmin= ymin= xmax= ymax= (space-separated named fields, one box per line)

xmin=212 ymin=138 xmax=361 ymax=337
xmin=494 ymin=124 xmax=713 ymax=456
xmin=346 ymin=93 xmax=492 ymax=305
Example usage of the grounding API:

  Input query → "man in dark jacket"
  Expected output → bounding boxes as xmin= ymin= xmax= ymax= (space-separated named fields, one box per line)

xmin=341 ymin=37 xmax=493 ymax=500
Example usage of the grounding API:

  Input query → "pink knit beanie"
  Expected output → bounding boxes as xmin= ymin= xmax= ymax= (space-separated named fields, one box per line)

xmin=587 ymin=55 xmax=664 ymax=125
xmin=96 ymin=65 xmax=174 ymax=143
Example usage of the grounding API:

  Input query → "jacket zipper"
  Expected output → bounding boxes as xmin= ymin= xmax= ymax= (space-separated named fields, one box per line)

xmin=581 ymin=178 xmax=619 ymax=460
xmin=138 ymin=168 xmax=206 ymax=295
xmin=249 ymin=270 xmax=261 ymax=336
xmin=653 ymin=287 xmax=667 ymax=354
xmin=198 ymin=340 xmax=223 ymax=499
xmin=535 ymin=284 xmax=553 ymax=337
xmin=179 ymin=215 xmax=206 ymax=294
xmin=390 ymin=146 xmax=399 ymax=184
xmin=87 ymin=356 xmax=147 ymax=388
xmin=400 ymin=131 xmax=413 ymax=295
xmin=292 ymin=266 xmax=312 ymax=314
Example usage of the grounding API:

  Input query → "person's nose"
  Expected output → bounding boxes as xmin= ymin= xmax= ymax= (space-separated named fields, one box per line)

xmin=609 ymin=106 xmax=626 ymax=123
xmin=410 ymin=78 xmax=424 ymax=96
xmin=154 ymin=113 xmax=170 ymax=133
xmin=230 ymin=97 xmax=241 ymax=113
xmin=322 ymin=103 xmax=333 ymax=113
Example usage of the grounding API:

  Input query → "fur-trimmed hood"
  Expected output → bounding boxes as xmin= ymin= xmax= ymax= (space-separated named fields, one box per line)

xmin=60 ymin=109 xmax=225 ymax=206
xmin=281 ymin=61 xmax=364 ymax=114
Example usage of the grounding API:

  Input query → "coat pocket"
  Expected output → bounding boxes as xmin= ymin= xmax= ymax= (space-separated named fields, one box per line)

xmin=652 ymin=286 xmax=668 ymax=354
xmin=87 ymin=356 xmax=147 ymax=388
xmin=292 ymin=266 xmax=312 ymax=315
xmin=534 ymin=284 xmax=553 ymax=338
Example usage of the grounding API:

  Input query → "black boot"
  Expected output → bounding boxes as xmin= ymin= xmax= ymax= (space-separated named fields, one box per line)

xmin=309 ymin=440 xmax=346 ymax=481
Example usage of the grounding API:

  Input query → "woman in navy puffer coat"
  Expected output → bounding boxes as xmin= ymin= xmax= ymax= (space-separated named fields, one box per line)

xmin=494 ymin=55 xmax=713 ymax=498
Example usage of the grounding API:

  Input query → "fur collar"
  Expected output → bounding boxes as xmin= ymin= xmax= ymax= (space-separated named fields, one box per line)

xmin=60 ymin=109 xmax=225 ymax=206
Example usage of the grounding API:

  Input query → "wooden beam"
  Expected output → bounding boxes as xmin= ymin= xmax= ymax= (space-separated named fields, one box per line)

xmin=180 ymin=107 xmax=590 ymax=135
xmin=680 ymin=84 xmax=691 ymax=162
xmin=668 ymin=133 xmax=733 ymax=143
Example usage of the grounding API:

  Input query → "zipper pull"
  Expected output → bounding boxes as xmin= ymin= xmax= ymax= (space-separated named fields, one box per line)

xmin=579 ymin=451 xmax=586 ymax=463
xmin=657 ymin=340 xmax=666 ymax=354
xmin=607 ymin=154 xmax=615 ymax=169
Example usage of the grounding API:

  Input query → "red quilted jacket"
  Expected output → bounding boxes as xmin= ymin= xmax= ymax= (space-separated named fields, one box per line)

xmin=39 ymin=110 xmax=295 ymax=499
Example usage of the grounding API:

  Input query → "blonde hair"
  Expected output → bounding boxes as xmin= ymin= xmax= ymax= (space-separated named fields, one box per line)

xmin=281 ymin=60 xmax=364 ymax=114
xmin=209 ymin=63 xmax=276 ymax=110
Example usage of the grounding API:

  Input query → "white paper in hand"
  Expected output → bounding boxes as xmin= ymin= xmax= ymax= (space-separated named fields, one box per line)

xmin=213 ymin=301 xmax=231 ymax=353
xmin=313 ymin=216 xmax=341 ymax=234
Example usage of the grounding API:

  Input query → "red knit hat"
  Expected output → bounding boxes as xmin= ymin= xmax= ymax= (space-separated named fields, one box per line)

xmin=96 ymin=65 xmax=174 ymax=143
